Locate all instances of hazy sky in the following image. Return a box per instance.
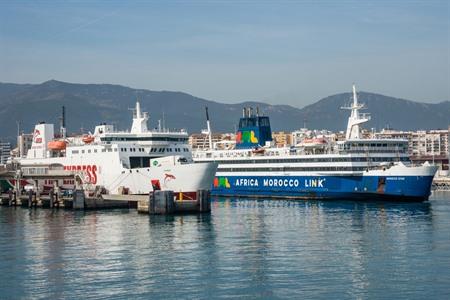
[0,0,449,107]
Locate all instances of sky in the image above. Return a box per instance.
[0,0,449,107]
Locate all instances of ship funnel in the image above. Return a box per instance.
[27,123,55,159]
[131,101,149,133]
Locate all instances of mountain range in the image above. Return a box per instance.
[0,80,448,143]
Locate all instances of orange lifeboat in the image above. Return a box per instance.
[47,140,67,151]
[252,147,265,155]
[82,135,95,144]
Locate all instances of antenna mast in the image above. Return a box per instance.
[60,106,67,138]
[205,107,213,149]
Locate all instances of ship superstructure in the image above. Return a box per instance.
[193,85,437,201]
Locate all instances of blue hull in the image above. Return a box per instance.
[212,175,435,201]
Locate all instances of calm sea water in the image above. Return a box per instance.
[0,193,449,299]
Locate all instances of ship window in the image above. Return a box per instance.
[94,149,97,153]
[88,150,91,153]
[102,149,106,152]
[114,148,117,152]
[82,150,85,154]
[108,148,112,152]
[72,150,79,154]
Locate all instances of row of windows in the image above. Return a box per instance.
[342,142,407,148]
[72,148,116,154]
[213,156,409,164]
[121,147,145,152]
[72,148,117,154]
[101,137,188,142]
[72,147,190,155]
[217,166,369,172]
[343,150,407,154]
[150,148,190,153]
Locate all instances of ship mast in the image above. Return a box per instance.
[341,84,370,140]
[201,107,213,149]
[131,101,149,133]
[60,106,67,139]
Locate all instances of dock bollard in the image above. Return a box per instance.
[73,189,85,210]
[197,190,211,212]
[149,190,174,215]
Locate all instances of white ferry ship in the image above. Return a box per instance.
[13,102,217,199]
[193,85,437,201]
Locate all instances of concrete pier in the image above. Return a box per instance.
[139,190,211,215]
[149,191,175,215]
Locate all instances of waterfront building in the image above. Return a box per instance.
[17,133,34,158]
[271,131,292,147]
[0,142,11,164]
[189,133,235,149]
[375,128,450,174]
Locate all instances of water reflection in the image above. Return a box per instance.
[0,194,448,299]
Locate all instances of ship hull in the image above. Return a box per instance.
[212,174,435,201]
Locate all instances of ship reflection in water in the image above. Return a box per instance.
[0,193,449,299]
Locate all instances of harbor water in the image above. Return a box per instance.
[0,193,449,299]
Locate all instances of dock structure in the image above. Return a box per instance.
[432,177,450,191]
[0,167,211,214]
[137,190,211,215]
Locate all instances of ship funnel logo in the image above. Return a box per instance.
[33,129,42,144]
[213,177,231,188]
[236,130,258,144]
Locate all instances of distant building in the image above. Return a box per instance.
[375,128,450,172]
[376,128,449,157]
[0,141,11,164]
[17,133,34,158]
[272,131,292,147]
[189,133,233,150]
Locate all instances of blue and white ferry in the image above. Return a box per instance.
[193,85,437,201]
